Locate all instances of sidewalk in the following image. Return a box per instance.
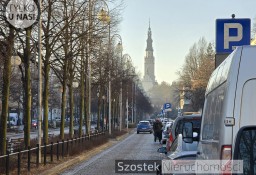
[40,129,135,175]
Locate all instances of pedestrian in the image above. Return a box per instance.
[153,118,163,142]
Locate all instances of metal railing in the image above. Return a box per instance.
[0,132,105,175]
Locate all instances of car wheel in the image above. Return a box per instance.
[137,131,139,134]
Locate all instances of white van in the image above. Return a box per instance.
[197,45,256,174]
[8,113,19,126]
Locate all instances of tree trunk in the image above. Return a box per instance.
[97,88,102,131]
[85,75,90,135]
[60,55,68,140]
[0,27,14,155]
[60,0,69,140]
[24,28,32,149]
[43,63,50,144]
[60,77,67,140]
[85,38,89,135]
[68,84,74,138]
[79,51,85,137]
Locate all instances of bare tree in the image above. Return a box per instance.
[0,27,15,155]
[177,38,215,111]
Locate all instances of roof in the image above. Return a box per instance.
[182,114,202,118]
[183,112,201,115]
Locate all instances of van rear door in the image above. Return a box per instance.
[233,127,256,174]
[231,79,256,174]
[239,79,256,128]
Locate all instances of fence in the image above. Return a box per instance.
[0,132,105,175]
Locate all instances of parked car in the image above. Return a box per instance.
[166,114,201,152]
[31,119,38,129]
[137,121,152,134]
[196,46,256,174]
[162,122,173,143]
[157,129,199,175]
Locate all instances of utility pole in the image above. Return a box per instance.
[118,43,123,131]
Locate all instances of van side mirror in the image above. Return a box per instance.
[183,122,193,143]
[193,132,198,138]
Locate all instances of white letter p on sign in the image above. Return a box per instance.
[224,23,243,49]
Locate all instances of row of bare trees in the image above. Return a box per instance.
[0,0,152,155]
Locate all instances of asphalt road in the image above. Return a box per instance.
[61,132,165,175]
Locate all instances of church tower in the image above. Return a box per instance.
[142,21,157,92]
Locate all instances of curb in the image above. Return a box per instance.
[40,130,134,175]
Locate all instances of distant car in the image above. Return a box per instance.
[137,121,152,134]
[31,119,38,129]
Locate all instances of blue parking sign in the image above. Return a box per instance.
[164,103,171,109]
[216,18,251,53]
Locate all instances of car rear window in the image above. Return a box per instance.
[140,122,149,125]
[175,117,201,137]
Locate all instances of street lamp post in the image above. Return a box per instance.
[122,54,132,130]
[107,34,122,134]
[87,0,109,136]
[37,0,43,163]
[87,0,93,137]
[98,5,124,134]
[131,68,136,124]
[126,89,128,131]
[96,0,111,134]
[134,79,139,123]
[116,42,123,131]
[131,81,134,124]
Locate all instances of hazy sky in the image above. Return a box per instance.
[119,0,256,85]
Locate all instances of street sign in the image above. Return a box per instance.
[163,103,172,110]
[163,103,172,112]
[216,18,251,54]
[4,0,39,29]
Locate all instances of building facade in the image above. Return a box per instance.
[142,23,157,92]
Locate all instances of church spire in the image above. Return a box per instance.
[146,20,153,51]
[142,21,156,92]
